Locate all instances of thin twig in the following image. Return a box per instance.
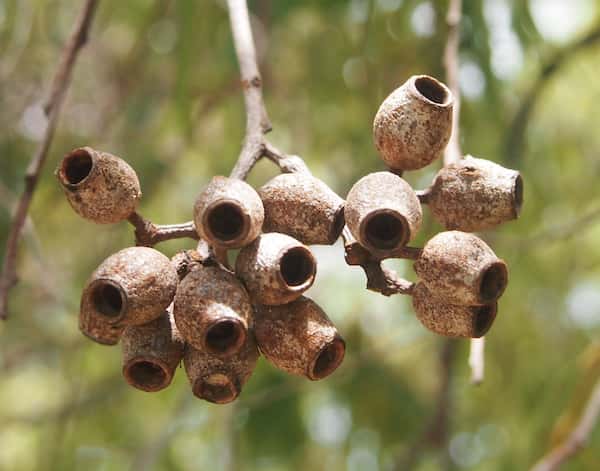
[0,0,100,320]
[530,377,600,471]
[127,212,199,247]
[468,337,485,385]
[443,0,462,166]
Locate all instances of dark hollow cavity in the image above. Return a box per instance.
[92,283,124,318]
[474,305,496,337]
[479,262,508,302]
[199,380,237,404]
[128,361,167,390]
[63,150,93,184]
[513,174,524,215]
[205,320,243,354]
[208,203,245,241]
[280,247,315,287]
[312,338,345,380]
[415,76,448,105]
[365,213,406,250]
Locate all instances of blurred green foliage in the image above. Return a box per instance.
[2,0,600,470]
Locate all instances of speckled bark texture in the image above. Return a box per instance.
[235,232,317,305]
[412,283,497,338]
[259,173,345,245]
[56,147,141,224]
[373,75,453,171]
[79,306,125,345]
[254,297,345,380]
[414,231,508,306]
[194,176,264,248]
[121,310,184,392]
[81,247,179,327]
[183,332,259,404]
[428,156,523,232]
[173,265,252,355]
[345,172,422,257]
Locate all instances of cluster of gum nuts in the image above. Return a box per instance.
[56,75,523,404]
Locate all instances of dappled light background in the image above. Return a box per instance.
[1,0,600,470]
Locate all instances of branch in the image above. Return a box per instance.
[530,377,600,471]
[127,212,199,247]
[468,337,485,385]
[443,0,462,166]
[0,0,100,320]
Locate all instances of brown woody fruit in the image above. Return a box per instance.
[121,311,184,392]
[235,233,317,305]
[345,172,422,257]
[56,147,141,224]
[373,75,453,171]
[183,332,259,404]
[194,176,264,248]
[426,155,523,232]
[173,265,251,356]
[79,306,125,346]
[414,231,508,306]
[255,297,345,380]
[259,173,345,245]
[80,247,178,327]
[412,283,497,338]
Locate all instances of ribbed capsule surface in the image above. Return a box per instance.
[194,176,264,248]
[255,297,345,380]
[259,173,345,245]
[56,147,141,224]
[345,172,422,257]
[235,233,317,305]
[412,283,497,338]
[427,156,523,232]
[183,333,259,404]
[414,231,508,306]
[80,247,179,328]
[174,265,252,356]
[121,311,184,392]
[79,307,125,346]
[373,75,453,171]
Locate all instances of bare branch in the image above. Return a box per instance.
[0,0,100,320]
[530,377,600,471]
[127,212,199,247]
[469,337,485,385]
[443,0,462,166]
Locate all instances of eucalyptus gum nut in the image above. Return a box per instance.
[254,297,345,380]
[194,176,264,249]
[79,306,125,346]
[412,283,497,338]
[173,265,251,356]
[427,156,524,232]
[121,311,184,392]
[56,147,141,224]
[344,172,422,257]
[259,173,345,245]
[81,247,179,327]
[235,233,317,305]
[373,75,453,171]
[413,231,508,306]
[183,332,259,404]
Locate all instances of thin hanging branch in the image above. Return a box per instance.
[530,377,600,471]
[0,0,100,320]
[127,212,199,247]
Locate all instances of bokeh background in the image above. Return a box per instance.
[2,0,600,470]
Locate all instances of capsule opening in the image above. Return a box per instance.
[415,76,449,105]
[474,304,497,337]
[207,202,245,242]
[205,319,245,355]
[364,212,407,251]
[513,174,524,216]
[63,149,93,184]
[280,247,316,287]
[92,282,125,318]
[126,360,168,391]
[310,337,345,380]
[196,375,238,404]
[479,261,508,303]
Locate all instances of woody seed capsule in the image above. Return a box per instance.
[56,147,141,224]
[194,176,264,248]
[183,333,259,404]
[121,311,184,392]
[255,297,345,380]
[414,231,508,306]
[373,75,453,171]
[235,233,317,305]
[80,247,178,327]
[259,173,345,245]
[173,265,251,355]
[345,172,422,257]
[427,155,524,232]
[412,283,497,338]
[79,306,125,346]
